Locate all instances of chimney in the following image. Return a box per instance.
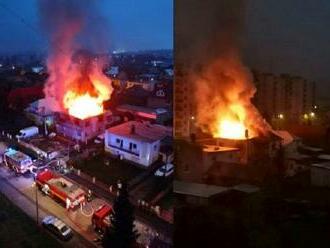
[130,124,136,134]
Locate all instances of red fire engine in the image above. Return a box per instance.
[36,170,86,209]
[92,204,112,232]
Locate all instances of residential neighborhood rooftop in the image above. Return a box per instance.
[107,121,171,143]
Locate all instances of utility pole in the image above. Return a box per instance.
[35,181,39,225]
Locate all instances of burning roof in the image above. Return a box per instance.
[38,1,113,120]
[194,56,271,140]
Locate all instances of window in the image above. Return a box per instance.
[116,138,121,143]
[129,143,137,150]
[154,144,157,151]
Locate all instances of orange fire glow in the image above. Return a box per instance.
[64,91,104,119]
[213,104,257,140]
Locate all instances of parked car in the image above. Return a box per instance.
[42,215,73,241]
[154,163,174,177]
[94,134,105,144]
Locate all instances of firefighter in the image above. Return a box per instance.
[87,189,93,202]
[42,184,50,195]
[66,198,71,210]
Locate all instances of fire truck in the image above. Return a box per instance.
[4,148,33,174]
[91,204,112,232]
[36,170,86,209]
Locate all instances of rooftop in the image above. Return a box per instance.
[107,121,171,143]
[5,149,30,161]
[203,145,239,153]
[231,184,260,194]
[311,162,330,170]
[117,104,167,115]
[174,180,229,198]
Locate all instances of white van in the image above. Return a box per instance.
[16,126,39,139]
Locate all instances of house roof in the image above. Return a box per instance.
[203,145,239,153]
[273,130,295,146]
[311,162,330,170]
[107,121,171,143]
[174,180,229,198]
[231,184,260,193]
[318,154,330,160]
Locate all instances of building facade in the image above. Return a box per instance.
[55,112,111,144]
[174,63,194,138]
[253,72,316,123]
[105,121,171,167]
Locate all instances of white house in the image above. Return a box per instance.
[56,111,111,144]
[24,98,56,127]
[105,121,171,167]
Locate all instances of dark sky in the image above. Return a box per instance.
[243,0,330,91]
[0,0,173,54]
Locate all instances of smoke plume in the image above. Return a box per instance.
[38,0,112,113]
[176,0,271,137]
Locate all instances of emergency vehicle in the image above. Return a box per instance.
[4,148,33,174]
[36,170,86,209]
[91,204,112,233]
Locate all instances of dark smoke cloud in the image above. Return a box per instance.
[175,0,246,66]
[37,0,113,112]
[38,0,111,54]
[175,0,271,136]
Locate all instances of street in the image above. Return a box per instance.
[0,164,167,247]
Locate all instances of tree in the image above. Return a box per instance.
[102,182,139,248]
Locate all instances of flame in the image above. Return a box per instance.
[215,119,246,139]
[64,91,104,119]
[193,55,271,140]
[213,104,257,140]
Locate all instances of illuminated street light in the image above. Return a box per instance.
[278,114,284,119]
[314,105,318,109]
[310,112,315,118]
[303,113,309,120]
[191,116,195,120]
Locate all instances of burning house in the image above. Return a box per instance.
[55,111,111,144]
[173,0,288,185]
[38,1,114,143]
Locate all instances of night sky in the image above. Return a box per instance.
[0,0,173,54]
[243,0,330,95]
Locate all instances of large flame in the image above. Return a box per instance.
[214,104,257,140]
[64,91,104,119]
[193,56,271,140]
[38,1,113,121]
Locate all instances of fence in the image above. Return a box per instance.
[71,168,173,224]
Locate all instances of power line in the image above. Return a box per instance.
[0,1,40,36]
[0,1,64,55]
